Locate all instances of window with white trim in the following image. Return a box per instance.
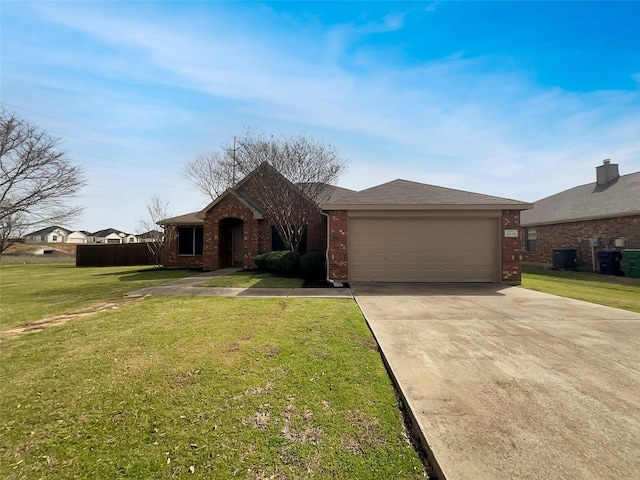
[525,227,537,252]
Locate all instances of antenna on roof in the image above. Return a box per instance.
[231,136,238,185]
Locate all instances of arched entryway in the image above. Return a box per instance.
[219,218,244,267]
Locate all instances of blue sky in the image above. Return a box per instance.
[2,1,639,234]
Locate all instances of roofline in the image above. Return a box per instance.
[157,219,205,226]
[322,203,534,211]
[521,210,640,227]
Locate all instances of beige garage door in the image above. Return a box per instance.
[349,217,498,282]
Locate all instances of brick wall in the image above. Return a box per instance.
[327,210,349,281]
[165,231,203,268]
[306,212,327,252]
[203,195,268,270]
[501,210,523,284]
[522,214,640,268]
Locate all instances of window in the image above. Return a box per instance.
[525,227,537,252]
[271,226,307,253]
[52,235,58,241]
[178,227,203,255]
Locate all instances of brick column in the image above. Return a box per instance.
[501,210,523,284]
[327,210,348,281]
[202,216,218,270]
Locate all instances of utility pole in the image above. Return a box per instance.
[232,136,238,185]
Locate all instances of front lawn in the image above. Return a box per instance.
[521,268,640,313]
[199,270,305,289]
[0,264,194,329]
[0,297,425,479]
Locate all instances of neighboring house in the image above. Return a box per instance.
[161,163,532,284]
[138,230,163,243]
[122,234,139,244]
[24,226,71,244]
[67,230,94,244]
[521,160,640,269]
[93,228,139,244]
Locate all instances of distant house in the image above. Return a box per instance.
[138,230,163,243]
[521,160,640,269]
[93,228,139,244]
[67,230,95,244]
[24,226,71,244]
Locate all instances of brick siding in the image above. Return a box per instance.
[165,233,203,269]
[326,210,349,281]
[203,194,267,270]
[165,193,328,270]
[522,214,640,269]
[501,210,523,283]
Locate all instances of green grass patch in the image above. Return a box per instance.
[199,271,304,289]
[0,297,425,479]
[0,264,194,328]
[521,268,640,312]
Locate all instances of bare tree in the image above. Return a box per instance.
[0,108,85,253]
[183,150,236,201]
[184,130,348,252]
[138,195,176,268]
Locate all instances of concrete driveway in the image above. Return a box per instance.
[352,283,640,480]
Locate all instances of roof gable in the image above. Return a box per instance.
[197,188,264,219]
[323,179,531,210]
[521,171,640,226]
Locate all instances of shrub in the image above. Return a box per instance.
[253,251,300,275]
[300,251,325,279]
[253,253,268,270]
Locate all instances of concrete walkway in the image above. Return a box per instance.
[352,283,640,480]
[125,269,353,298]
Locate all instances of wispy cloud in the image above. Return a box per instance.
[2,1,638,231]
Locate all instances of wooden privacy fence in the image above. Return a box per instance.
[76,243,157,267]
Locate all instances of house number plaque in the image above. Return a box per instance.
[504,229,519,238]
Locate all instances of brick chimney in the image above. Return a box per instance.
[596,159,619,185]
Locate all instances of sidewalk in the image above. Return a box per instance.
[125,268,354,299]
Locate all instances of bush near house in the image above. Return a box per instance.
[253,251,326,279]
[254,251,301,275]
[300,251,326,280]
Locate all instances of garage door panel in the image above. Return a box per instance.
[349,217,498,282]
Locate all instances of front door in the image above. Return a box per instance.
[232,225,244,267]
[219,218,244,267]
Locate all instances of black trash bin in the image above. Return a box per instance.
[597,251,622,276]
[552,248,577,269]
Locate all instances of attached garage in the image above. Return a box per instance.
[349,215,499,282]
[323,179,532,284]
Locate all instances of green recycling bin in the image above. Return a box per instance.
[621,249,640,278]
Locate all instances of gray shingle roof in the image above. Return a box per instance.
[323,179,531,209]
[521,172,640,226]
[25,225,72,237]
[92,228,132,237]
[298,183,357,204]
[158,212,204,225]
